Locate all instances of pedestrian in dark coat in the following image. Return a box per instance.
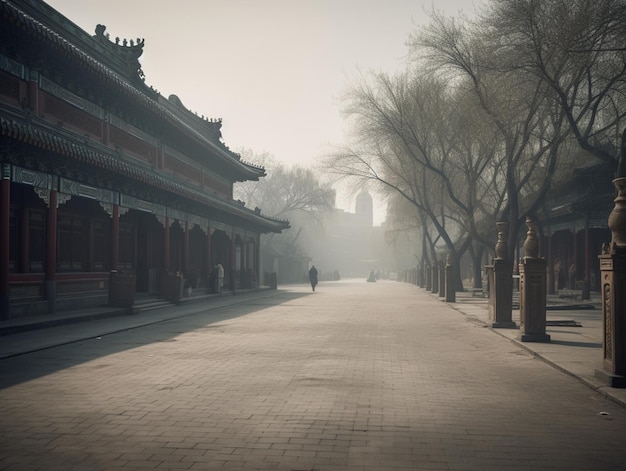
[216,263,224,293]
[308,265,318,292]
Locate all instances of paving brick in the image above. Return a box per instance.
[0,282,625,469]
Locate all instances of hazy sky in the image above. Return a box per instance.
[44,0,478,220]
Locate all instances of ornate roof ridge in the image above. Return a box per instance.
[164,94,224,145]
[239,158,266,173]
[93,24,145,83]
[1,0,265,180]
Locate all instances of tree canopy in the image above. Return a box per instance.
[234,149,335,264]
[324,0,625,286]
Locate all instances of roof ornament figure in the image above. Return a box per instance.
[94,24,145,82]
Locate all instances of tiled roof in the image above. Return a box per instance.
[0,0,266,180]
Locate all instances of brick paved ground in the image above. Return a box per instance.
[1,280,625,470]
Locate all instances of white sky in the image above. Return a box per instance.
[45,0,478,223]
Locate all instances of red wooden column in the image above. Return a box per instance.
[45,190,58,313]
[0,169,10,319]
[230,233,236,269]
[183,221,189,275]
[240,237,247,288]
[230,232,236,290]
[255,234,261,286]
[111,204,119,271]
[163,216,170,272]
[206,228,213,279]
[241,237,246,272]
[20,207,29,274]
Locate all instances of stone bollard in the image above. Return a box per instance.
[431,262,439,294]
[438,259,446,298]
[519,217,550,342]
[595,173,626,388]
[489,221,516,328]
[426,264,432,291]
[597,250,626,387]
[445,252,455,303]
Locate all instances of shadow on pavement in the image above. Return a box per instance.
[549,339,603,348]
[0,290,309,390]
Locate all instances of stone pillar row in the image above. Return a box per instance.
[596,172,626,387]
[408,189,624,390]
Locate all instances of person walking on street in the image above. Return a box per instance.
[308,265,318,292]
[217,263,224,293]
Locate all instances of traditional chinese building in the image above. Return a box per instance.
[320,190,384,279]
[0,0,289,318]
[540,162,613,294]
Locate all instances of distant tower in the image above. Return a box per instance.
[355,189,373,227]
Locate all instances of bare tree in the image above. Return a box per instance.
[326,0,620,286]
[234,149,335,264]
[484,0,626,168]
[327,71,500,289]
[412,10,571,259]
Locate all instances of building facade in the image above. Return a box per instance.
[540,162,613,294]
[0,0,288,318]
[319,190,385,279]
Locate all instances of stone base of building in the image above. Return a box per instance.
[519,332,551,343]
[595,368,626,388]
[491,321,517,329]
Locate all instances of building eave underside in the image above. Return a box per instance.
[0,114,289,234]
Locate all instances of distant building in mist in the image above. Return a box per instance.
[355,189,373,228]
[314,190,385,279]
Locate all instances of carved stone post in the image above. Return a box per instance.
[425,263,432,291]
[519,217,550,342]
[438,258,446,298]
[489,222,515,328]
[431,262,438,294]
[596,176,626,387]
[445,252,455,303]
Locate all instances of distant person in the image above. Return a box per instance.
[216,263,224,293]
[569,263,576,290]
[209,265,217,293]
[367,270,376,282]
[308,265,318,292]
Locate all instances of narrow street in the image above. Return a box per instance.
[1,280,625,470]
